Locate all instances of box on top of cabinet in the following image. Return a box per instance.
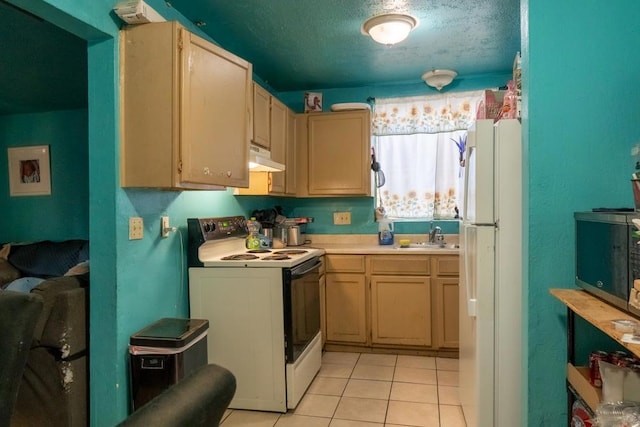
[304,92,322,113]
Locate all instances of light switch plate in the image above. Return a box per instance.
[333,212,351,225]
[129,217,143,240]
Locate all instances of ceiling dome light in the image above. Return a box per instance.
[421,69,458,91]
[361,13,418,46]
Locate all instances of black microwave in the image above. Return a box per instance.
[575,211,640,317]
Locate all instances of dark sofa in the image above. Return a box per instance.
[0,240,89,427]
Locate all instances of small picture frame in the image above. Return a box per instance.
[304,92,323,113]
[7,145,51,196]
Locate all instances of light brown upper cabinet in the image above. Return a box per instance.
[252,83,271,150]
[296,110,372,197]
[268,96,287,194]
[285,109,297,195]
[234,87,291,195]
[120,21,252,189]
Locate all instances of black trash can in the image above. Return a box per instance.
[129,317,209,410]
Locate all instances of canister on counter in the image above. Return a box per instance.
[589,350,609,387]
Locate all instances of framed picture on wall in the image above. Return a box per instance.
[7,145,51,196]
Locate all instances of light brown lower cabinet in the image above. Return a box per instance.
[325,272,367,344]
[322,253,459,352]
[432,255,460,349]
[370,275,431,346]
[433,277,459,348]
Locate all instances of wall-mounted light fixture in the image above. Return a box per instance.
[421,69,458,91]
[361,13,418,46]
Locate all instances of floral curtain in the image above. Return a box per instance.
[372,91,484,136]
[373,91,484,219]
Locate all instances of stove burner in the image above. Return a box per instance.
[262,254,291,261]
[274,249,308,255]
[247,249,272,253]
[220,254,260,260]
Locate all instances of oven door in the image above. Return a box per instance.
[283,257,321,363]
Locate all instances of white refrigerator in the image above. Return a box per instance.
[459,119,522,427]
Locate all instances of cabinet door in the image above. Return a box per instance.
[180,30,251,188]
[370,275,432,346]
[269,97,287,194]
[285,109,297,195]
[307,111,371,195]
[121,22,251,189]
[325,273,367,344]
[252,83,270,149]
[433,277,459,349]
[294,113,309,196]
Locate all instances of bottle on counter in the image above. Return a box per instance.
[378,218,394,245]
[245,217,261,250]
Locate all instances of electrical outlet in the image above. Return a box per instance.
[129,217,143,240]
[333,212,351,225]
[161,216,170,238]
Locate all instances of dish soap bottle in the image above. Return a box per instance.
[378,218,394,245]
[245,217,261,250]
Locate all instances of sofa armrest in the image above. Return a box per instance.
[31,276,87,357]
[118,364,236,427]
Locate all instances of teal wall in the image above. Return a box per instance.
[4,0,640,425]
[523,0,640,425]
[0,110,89,241]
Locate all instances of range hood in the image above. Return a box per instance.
[249,144,285,172]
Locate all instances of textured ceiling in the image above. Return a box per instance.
[0,0,520,115]
[167,0,521,91]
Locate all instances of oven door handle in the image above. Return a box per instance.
[290,259,321,279]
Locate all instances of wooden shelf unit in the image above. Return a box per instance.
[550,288,640,356]
[551,288,640,420]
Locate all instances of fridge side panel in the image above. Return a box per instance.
[494,118,523,427]
[459,223,495,427]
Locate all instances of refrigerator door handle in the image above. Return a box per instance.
[463,224,477,318]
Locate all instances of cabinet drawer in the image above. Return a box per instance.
[433,256,459,276]
[369,255,430,276]
[326,255,365,273]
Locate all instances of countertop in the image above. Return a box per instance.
[297,234,460,255]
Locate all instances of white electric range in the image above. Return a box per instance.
[187,216,324,412]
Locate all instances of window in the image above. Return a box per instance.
[372,91,484,220]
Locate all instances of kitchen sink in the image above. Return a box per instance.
[395,242,460,250]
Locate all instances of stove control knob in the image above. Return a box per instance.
[203,221,215,233]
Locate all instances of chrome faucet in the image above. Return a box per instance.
[429,225,442,244]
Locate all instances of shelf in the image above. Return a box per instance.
[550,288,640,357]
[566,363,602,412]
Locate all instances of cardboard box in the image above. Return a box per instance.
[567,363,601,411]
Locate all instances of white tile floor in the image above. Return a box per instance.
[220,351,467,427]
